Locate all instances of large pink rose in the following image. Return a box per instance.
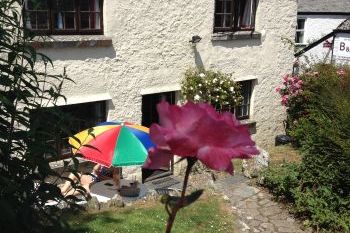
[143,101,259,174]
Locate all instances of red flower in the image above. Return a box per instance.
[337,68,346,77]
[143,101,259,174]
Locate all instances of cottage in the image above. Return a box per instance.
[296,0,350,61]
[25,0,297,177]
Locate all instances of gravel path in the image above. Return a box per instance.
[213,175,311,233]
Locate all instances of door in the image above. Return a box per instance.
[141,91,176,182]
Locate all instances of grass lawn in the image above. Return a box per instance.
[266,144,301,165]
[65,195,234,233]
[231,144,301,175]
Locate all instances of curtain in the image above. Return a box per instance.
[56,0,64,29]
[57,12,63,29]
[24,0,32,29]
[94,0,100,29]
[90,0,100,29]
[241,0,253,28]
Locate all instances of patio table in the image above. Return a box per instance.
[90,179,148,203]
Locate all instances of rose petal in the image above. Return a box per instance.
[143,147,173,170]
[197,146,234,174]
[149,101,258,174]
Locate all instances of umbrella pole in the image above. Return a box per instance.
[113,167,121,189]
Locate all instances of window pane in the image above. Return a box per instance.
[24,0,49,30]
[80,13,101,29]
[80,13,90,29]
[223,15,232,28]
[224,0,232,13]
[297,19,305,29]
[80,0,100,11]
[53,0,74,11]
[26,0,48,10]
[62,0,75,11]
[80,0,90,11]
[216,0,224,13]
[296,31,304,44]
[25,13,36,29]
[64,13,76,29]
[54,12,76,29]
[37,12,49,29]
[214,14,224,28]
[215,0,234,31]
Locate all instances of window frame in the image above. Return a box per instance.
[23,0,104,35]
[214,0,258,33]
[295,17,306,45]
[30,100,107,160]
[235,80,253,120]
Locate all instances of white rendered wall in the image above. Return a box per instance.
[302,15,348,63]
[39,0,297,146]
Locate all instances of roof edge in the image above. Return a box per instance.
[298,12,350,16]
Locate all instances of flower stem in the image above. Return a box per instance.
[165,158,196,233]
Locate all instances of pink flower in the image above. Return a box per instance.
[283,74,289,84]
[337,69,346,77]
[143,101,259,174]
[281,95,289,106]
[275,86,281,93]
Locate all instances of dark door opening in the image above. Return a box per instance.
[141,91,176,182]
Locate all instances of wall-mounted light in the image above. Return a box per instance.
[189,35,202,43]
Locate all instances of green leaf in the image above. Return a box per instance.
[183,189,204,207]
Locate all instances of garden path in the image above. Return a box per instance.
[214,175,311,233]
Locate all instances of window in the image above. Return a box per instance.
[30,101,106,159]
[24,0,103,35]
[214,0,258,33]
[295,18,305,44]
[235,80,253,119]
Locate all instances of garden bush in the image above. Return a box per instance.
[262,163,300,202]
[0,1,79,232]
[266,63,350,232]
[181,68,242,111]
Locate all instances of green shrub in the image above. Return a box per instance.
[181,68,242,111]
[262,163,300,202]
[265,63,350,232]
[0,1,77,232]
[293,187,350,231]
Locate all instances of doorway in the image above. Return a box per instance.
[141,91,176,182]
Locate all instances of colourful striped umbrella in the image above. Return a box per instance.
[69,121,154,167]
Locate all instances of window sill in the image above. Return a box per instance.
[212,31,261,41]
[295,43,307,48]
[28,35,112,49]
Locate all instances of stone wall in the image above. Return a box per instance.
[37,0,297,146]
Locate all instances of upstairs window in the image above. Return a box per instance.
[214,0,258,33]
[24,0,103,35]
[295,18,305,44]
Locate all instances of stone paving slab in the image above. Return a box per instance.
[214,175,311,233]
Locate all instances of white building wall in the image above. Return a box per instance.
[302,15,348,63]
[39,0,297,146]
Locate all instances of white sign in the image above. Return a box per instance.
[333,33,350,64]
